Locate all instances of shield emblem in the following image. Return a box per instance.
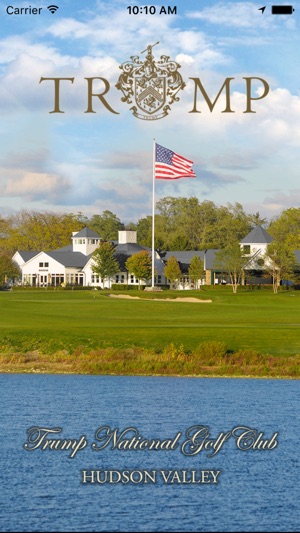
[134,76,166,115]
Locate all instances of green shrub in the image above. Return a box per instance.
[111,284,145,291]
[195,341,227,361]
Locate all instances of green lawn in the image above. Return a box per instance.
[1,287,300,356]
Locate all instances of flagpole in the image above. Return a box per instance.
[151,138,156,288]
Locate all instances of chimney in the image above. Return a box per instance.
[118,230,137,244]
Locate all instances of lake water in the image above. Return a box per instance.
[0,374,299,532]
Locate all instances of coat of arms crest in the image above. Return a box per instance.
[116,42,185,120]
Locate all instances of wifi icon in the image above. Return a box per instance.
[47,5,59,14]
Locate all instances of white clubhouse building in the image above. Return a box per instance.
[12,225,299,288]
[13,228,167,288]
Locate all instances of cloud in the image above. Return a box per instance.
[3,171,71,201]
[0,53,121,115]
[263,190,300,212]
[210,149,263,170]
[197,168,245,187]
[242,188,300,221]
[0,36,75,68]
[1,148,50,171]
[96,151,151,171]
[44,5,229,66]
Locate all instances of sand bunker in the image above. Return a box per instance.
[108,294,212,303]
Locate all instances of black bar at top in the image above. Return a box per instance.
[271,5,294,14]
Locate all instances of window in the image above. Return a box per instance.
[51,274,64,286]
[66,274,75,285]
[243,245,251,254]
[75,273,84,286]
[39,262,49,268]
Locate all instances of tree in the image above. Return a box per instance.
[156,196,204,250]
[188,256,205,289]
[91,242,120,288]
[89,211,124,241]
[125,251,152,289]
[0,255,20,285]
[135,216,152,247]
[265,243,295,293]
[211,203,263,249]
[1,210,85,255]
[164,256,182,289]
[154,197,267,251]
[268,208,300,249]
[214,243,245,293]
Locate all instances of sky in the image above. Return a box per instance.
[1,0,300,223]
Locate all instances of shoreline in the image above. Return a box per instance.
[0,369,297,380]
[1,371,298,380]
[0,360,298,380]
[1,331,299,381]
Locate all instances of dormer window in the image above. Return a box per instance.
[243,245,251,254]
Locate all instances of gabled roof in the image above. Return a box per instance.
[55,245,73,252]
[161,251,205,262]
[240,225,273,244]
[204,249,220,271]
[153,257,165,276]
[14,251,39,262]
[160,251,205,274]
[46,251,88,268]
[113,243,150,271]
[158,250,222,272]
[114,243,148,255]
[72,227,101,239]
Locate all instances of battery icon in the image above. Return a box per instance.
[271,5,295,14]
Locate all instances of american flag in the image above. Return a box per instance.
[155,143,196,180]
